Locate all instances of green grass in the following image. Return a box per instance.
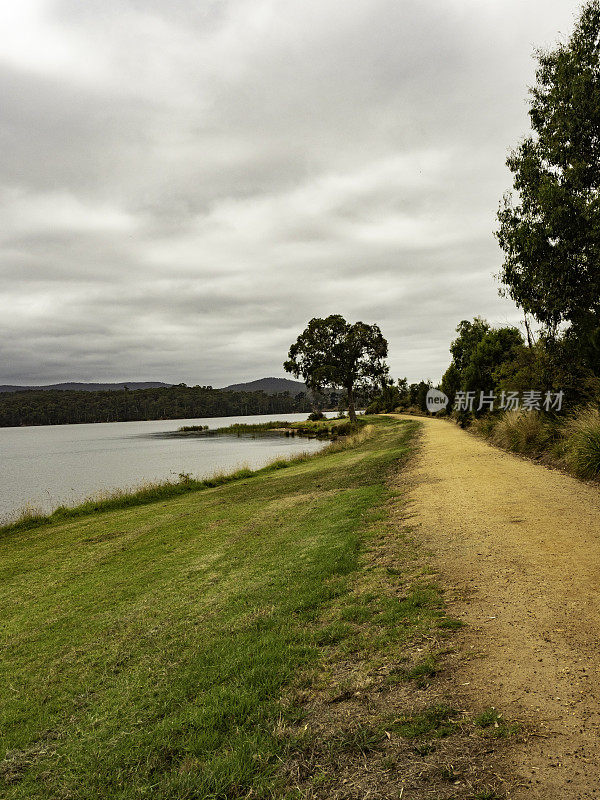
[393,653,440,687]
[0,415,418,799]
[473,708,517,738]
[177,418,364,438]
[327,725,386,755]
[391,705,457,739]
[0,468,258,536]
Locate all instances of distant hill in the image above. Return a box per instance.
[0,382,173,393]
[0,377,307,397]
[221,377,307,395]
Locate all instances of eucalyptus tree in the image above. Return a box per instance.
[284,315,389,422]
[497,0,600,369]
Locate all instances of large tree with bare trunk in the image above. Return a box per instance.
[284,315,389,422]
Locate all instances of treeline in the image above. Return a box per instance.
[440,317,600,417]
[365,378,431,415]
[0,385,312,428]
[436,317,600,480]
[367,311,599,418]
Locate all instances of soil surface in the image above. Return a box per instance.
[399,415,600,798]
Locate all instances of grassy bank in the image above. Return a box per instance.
[1,418,364,536]
[0,457,313,537]
[0,416,507,799]
[470,405,600,480]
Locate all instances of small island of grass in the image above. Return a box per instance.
[176,417,365,439]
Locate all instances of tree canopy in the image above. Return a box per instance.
[284,315,389,421]
[441,318,524,411]
[496,0,600,345]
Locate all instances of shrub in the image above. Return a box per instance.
[290,418,363,438]
[561,406,600,479]
[490,410,553,455]
[308,410,325,421]
[471,415,498,438]
[178,424,209,432]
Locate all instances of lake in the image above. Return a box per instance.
[0,413,332,523]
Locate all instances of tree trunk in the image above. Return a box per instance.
[347,385,357,422]
[524,314,534,348]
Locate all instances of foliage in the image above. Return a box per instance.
[441,318,524,413]
[208,418,366,439]
[284,315,389,422]
[488,410,555,455]
[496,1,600,359]
[492,338,556,394]
[438,317,590,422]
[448,317,492,374]
[0,384,312,427]
[465,327,524,394]
[288,419,364,438]
[442,318,599,413]
[182,421,289,434]
[365,377,410,413]
[406,380,430,412]
[178,424,209,432]
[440,361,461,408]
[472,405,600,480]
[561,405,600,477]
[366,378,435,415]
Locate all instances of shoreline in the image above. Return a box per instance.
[0,420,367,538]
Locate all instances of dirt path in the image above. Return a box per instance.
[399,415,600,798]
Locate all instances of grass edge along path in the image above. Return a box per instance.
[277,429,514,799]
[0,417,511,799]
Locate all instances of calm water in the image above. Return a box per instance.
[0,413,332,522]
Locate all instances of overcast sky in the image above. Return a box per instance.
[0,0,579,386]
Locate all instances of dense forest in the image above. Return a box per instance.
[0,385,313,427]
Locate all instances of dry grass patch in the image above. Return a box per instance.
[560,405,600,478]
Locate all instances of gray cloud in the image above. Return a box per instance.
[0,0,579,386]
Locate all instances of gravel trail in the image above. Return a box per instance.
[400,415,600,798]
